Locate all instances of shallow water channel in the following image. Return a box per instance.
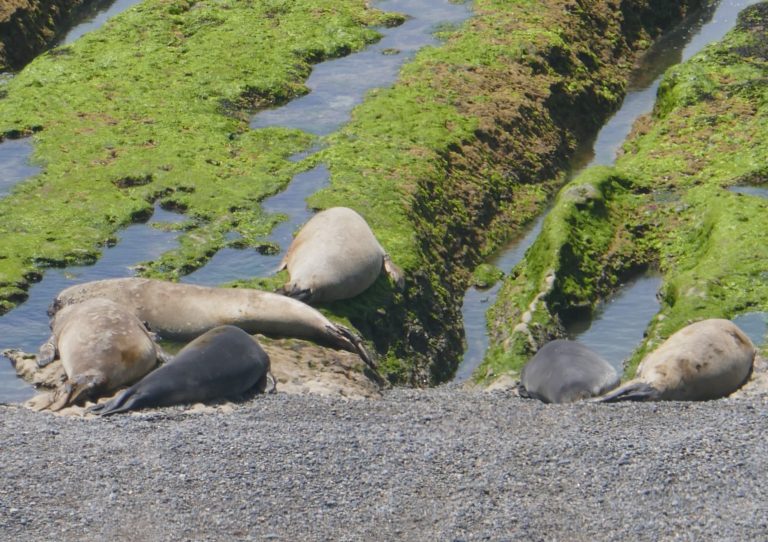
[0,0,144,193]
[454,0,763,381]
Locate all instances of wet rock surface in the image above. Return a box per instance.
[1,385,767,541]
[0,0,91,70]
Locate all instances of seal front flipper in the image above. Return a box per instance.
[596,380,661,402]
[37,336,57,368]
[49,373,108,411]
[383,254,405,291]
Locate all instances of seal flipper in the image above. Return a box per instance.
[49,374,107,411]
[89,387,140,416]
[277,283,313,303]
[596,380,661,402]
[383,254,405,291]
[328,324,388,387]
[37,336,57,368]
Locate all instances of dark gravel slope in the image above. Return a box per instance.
[2,388,767,541]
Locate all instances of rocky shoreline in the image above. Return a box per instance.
[2,385,767,541]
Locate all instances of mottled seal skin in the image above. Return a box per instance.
[277,207,404,304]
[36,298,164,411]
[50,277,376,373]
[598,319,755,402]
[91,326,273,416]
[518,339,620,404]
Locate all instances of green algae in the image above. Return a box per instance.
[0,0,402,300]
[303,0,701,383]
[0,0,702,386]
[484,2,768,382]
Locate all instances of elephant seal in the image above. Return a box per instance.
[91,325,273,416]
[518,339,620,403]
[49,277,376,373]
[35,298,165,411]
[277,207,404,303]
[598,318,755,402]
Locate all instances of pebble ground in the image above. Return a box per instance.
[2,386,767,541]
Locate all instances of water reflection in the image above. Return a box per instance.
[59,0,144,45]
[732,312,768,347]
[0,207,184,402]
[0,138,40,197]
[567,274,662,372]
[728,185,768,199]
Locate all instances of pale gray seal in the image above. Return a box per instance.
[598,318,755,402]
[277,206,404,303]
[49,277,376,373]
[91,325,273,416]
[35,298,166,411]
[518,339,620,403]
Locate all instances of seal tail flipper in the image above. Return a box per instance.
[276,283,313,303]
[331,324,389,388]
[383,254,405,291]
[595,380,661,403]
[89,388,137,416]
[48,374,106,411]
[37,336,58,368]
[255,370,277,394]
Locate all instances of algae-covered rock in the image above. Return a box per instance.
[484,2,768,381]
[0,0,702,386]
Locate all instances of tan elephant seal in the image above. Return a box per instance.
[277,207,404,303]
[598,318,755,402]
[50,277,378,375]
[34,298,166,411]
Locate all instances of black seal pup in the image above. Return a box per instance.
[518,339,620,403]
[91,325,273,416]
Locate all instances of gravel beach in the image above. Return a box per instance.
[2,386,767,541]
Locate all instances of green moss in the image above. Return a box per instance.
[293,0,700,383]
[485,2,768,382]
[471,263,504,289]
[0,0,702,386]
[0,0,397,300]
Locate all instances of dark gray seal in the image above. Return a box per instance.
[277,206,404,303]
[598,318,755,402]
[91,325,273,416]
[518,339,620,403]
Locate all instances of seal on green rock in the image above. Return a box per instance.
[91,325,273,416]
[34,298,166,411]
[277,207,404,303]
[598,319,755,402]
[518,339,620,403]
